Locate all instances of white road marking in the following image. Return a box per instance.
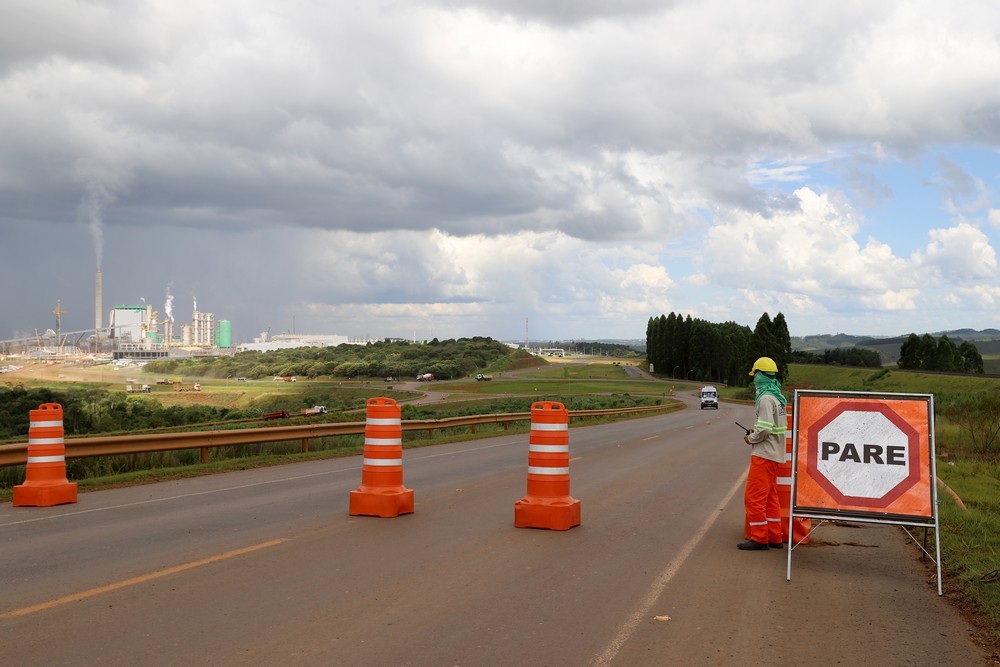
[590,471,748,667]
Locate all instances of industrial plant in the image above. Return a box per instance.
[0,270,232,360]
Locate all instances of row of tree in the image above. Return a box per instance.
[146,337,517,380]
[791,347,883,367]
[897,333,984,373]
[646,312,792,386]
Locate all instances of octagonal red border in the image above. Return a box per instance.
[806,401,921,509]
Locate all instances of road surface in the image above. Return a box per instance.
[0,393,990,665]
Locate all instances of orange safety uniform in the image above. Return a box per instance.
[745,392,786,545]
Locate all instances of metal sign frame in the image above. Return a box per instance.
[786,389,942,595]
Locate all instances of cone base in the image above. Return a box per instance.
[13,482,78,507]
[349,487,414,518]
[514,496,581,531]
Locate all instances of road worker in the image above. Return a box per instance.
[738,356,787,551]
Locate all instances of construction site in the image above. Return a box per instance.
[0,270,232,362]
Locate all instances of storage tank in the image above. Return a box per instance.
[217,320,232,349]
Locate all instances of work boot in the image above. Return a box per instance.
[769,542,784,549]
[737,540,769,551]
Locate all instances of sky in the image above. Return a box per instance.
[2,0,999,346]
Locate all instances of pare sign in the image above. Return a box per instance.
[794,392,934,519]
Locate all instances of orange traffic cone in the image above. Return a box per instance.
[13,403,78,507]
[514,401,580,530]
[349,397,414,517]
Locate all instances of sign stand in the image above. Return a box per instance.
[786,390,942,595]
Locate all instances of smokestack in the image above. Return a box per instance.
[95,270,103,334]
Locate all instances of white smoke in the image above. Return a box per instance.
[193,296,198,312]
[164,285,174,322]
[79,179,114,270]
[73,159,133,272]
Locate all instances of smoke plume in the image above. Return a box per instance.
[78,179,116,270]
[165,285,175,322]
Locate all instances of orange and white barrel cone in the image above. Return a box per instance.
[349,397,413,517]
[514,401,580,531]
[13,403,77,507]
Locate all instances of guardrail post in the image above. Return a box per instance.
[301,438,309,453]
[200,447,208,464]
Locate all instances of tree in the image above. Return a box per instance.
[958,341,984,373]
[898,333,921,370]
[771,312,793,380]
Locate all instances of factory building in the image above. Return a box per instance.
[237,333,348,352]
[109,303,230,359]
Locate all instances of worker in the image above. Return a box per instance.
[738,356,787,551]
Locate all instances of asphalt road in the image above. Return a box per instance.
[0,393,990,666]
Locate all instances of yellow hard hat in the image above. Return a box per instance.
[749,356,778,376]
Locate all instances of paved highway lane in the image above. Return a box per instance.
[1,397,989,666]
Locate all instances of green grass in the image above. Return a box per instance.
[936,460,1000,639]
[785,364,998,395]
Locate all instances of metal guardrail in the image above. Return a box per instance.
[0,404,677,468]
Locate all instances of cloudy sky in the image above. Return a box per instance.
[2,1,999,345]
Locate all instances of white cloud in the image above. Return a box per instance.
[915,223,998,281]
[704,187,914,303]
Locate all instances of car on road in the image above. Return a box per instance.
[700,386,719,409]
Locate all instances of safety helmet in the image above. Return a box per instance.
[748,356,778,377]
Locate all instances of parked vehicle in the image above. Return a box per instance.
[172,382,200,392]
[700,386,719,409]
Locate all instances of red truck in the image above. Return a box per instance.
[262,410,290,420]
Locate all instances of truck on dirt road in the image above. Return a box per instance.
[299,406,328,416]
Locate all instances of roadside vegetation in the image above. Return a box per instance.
[144,336,520,381]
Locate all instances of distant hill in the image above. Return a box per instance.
[793,329,1000,366]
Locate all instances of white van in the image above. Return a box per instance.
[700,386,718,410]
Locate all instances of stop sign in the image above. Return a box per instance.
[806,402,921,508]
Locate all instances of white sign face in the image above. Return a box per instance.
[815,411,909,499]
